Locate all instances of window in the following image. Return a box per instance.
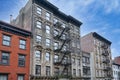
[72,58,75,64]
[53,29,59,36]
[45,52,50,61]
[18,54,25,67]
[54,68,59,75]
[46,12,50,20]
[18,75,24,80]
[73,69,76,76]
[19,39,26,49]
[46,66,50,76]
[79,69,81,76]
[46,39,50,47]
[0,74,8,80]
[36,21,42,29]
[1,52,9,65]
[78,59,80,65]
[54,55,59,62]
[35,50,41,60]
[53,18,58,24]
[62,23,65,28]
[36,35,42,43]
[2,35,11,46]
[35,65,41,75]
[63,45,67,51]
[36,7,42,15]
[54,42,59,50]
[63,57,68,63]
[46,25,50,34]
[61,34,66,40]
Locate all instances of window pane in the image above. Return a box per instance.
[18,55,25,67]
[19,40,26,49]
[35,65,41,75]
[0,74,8,80]
[37,7,41,15]
[46,66,50,76]
[3,35,11,46]
[1,52,9,65]
[54,30,59,36]
[46,12,50,20]
[36,35,41,42]
[46,39,50,46]
[46,25,50,34]
[18,75,24,80]
[54,42,59,50]
[36,21,42,29]
[35,51,41,58]
[45,52,50,61]
[53,18,58,24]
[54,55,59,62]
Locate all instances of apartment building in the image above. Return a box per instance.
[12,0,82,79]
[81,32,112,80]
[113,56,120,65]
[81,51,91,80]
[112,63,120,80]
[0,21,31,80]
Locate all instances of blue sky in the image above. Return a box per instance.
[0,0,120,59]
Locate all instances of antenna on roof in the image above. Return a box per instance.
[10,14,13,23]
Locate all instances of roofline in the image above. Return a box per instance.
[0,21,31,37]
[113,63,120,66]
[82,32,111,45]
[33,0,82,27]
[92,32,112,45]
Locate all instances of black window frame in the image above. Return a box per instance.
[18,54,26,67]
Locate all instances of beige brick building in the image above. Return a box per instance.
[81,32,112,80]
[12,0,83,79]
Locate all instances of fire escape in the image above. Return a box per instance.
[53,22,71,77]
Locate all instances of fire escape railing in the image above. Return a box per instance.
[53,22,71,77]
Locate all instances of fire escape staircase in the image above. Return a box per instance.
[53,22,71,77]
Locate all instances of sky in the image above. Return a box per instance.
[0,0,120,59]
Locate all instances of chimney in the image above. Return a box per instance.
[10,15,13,23]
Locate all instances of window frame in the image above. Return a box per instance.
[46,38,50,47]
[1,52,10,65]
[17,74,24,80]
[19,39,26,50]
[45,52,50,61]
[35,65,41,75]
[2,34,11,46]
[18,54,26,67]
[0,74,8,80]
[45,12,50,21]
[36,21,42,29]
[46,66,51,76]
[36,7,42,15]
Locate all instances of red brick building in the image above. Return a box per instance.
[113,56,120,65]
[0,21,31,80]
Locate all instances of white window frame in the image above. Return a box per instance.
[46,12,50,20]
[36,21,42,29]
[36,7,42,15]
[46,25,50,34]
[46,39,50,47]
[45,52,50,61]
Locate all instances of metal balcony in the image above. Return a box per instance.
[102,59,110,63]
[102,51,109,56]
[103,67,111,71]
[54,22,62,28]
